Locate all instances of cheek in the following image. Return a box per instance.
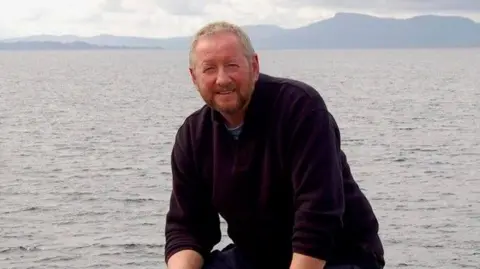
[237,74,254,95]
[196,80,215,96]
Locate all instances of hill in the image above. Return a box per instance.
[258,13,480,49]
[0,40,162,50]
[2,13,480,50]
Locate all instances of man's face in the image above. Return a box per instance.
[189,31,259,116]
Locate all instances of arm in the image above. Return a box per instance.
[167,250,204,269]
[291,253,326,269]
[165,125,221,269]
[287,101,345,269]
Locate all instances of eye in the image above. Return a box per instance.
[226,63,239,69]
[202,67,215,73]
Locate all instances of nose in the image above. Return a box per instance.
[215,68,232,87]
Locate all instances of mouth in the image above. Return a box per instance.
[217,89,234,95]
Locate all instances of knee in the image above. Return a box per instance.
[201,250,229,269]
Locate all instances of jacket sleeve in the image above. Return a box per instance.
[287,97,345,262]
[164,124,221,263]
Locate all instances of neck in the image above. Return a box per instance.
[221,111,245,128]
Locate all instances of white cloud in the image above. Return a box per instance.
[0,0,478,39]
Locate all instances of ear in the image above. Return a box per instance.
[251,53,260,80]
[189,67,197,85]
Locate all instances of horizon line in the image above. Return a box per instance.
[1,11,479,40]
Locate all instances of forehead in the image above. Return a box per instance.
[193,32,245,63]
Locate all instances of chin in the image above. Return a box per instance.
[214,101,235,109]
[213,102,240,113]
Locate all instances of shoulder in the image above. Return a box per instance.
[258,73,328,112]
[173,104,212,153]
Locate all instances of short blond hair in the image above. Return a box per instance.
[189,21,255,68]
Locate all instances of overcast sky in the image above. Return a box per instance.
[0,0,479,38]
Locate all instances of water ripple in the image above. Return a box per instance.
[1,49,479,269]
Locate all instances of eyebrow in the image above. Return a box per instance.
[200,57,242,66]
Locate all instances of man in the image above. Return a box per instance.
[164,21,385,269]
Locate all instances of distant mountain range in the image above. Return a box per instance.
[1,12,480,50]
[0,40,161,50]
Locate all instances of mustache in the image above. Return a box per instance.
[216,84,236,93]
